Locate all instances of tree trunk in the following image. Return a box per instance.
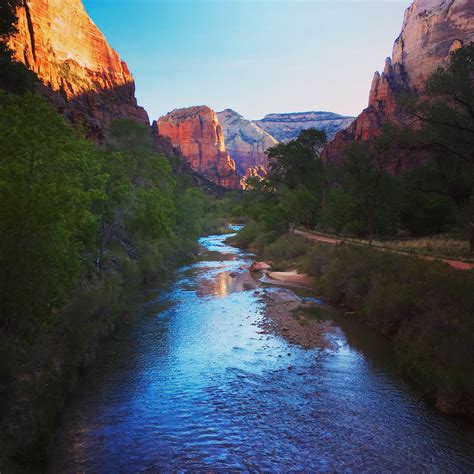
[470,220,474,256]
[368,212,374,247]
[322,163,328,221]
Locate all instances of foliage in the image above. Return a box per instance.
[0,93,100,332]
[94,119,176,265]
[327,141,400,242]
[299,241,474,410]
[241,128,327,233]
[393,43,474,252]
[244,45,473,250]
[0,96,223,469]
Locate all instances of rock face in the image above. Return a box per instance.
[256,112,355,144]
[10,0,149,140]
[153,106,241,189]
[240,165,267,190]
[217,109,278,175]
[323,0,474,171]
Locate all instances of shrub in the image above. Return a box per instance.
[263,235,311,262]
[229,221,262,248]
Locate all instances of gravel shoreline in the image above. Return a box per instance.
[257,286,338,351]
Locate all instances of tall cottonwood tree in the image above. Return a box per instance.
[395,43,474,253]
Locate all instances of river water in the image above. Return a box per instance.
[49,228,474,472]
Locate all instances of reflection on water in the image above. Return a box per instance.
[49,229,474,472]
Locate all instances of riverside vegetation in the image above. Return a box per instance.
[239,44,474,257]
[229,44,474,419]
[231,227,474,419]
[0,4,228,469]
[0,97,227,469]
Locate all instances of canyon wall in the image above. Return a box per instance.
[323,0,474,170]
[256,112,354,144]
[153,106,241,189]
[217,109,277,175]
[10,0,149,140]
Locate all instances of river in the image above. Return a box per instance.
[49,227,474,472]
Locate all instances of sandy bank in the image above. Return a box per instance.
[267,270,315,288]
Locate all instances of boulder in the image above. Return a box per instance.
[249,261,271,272]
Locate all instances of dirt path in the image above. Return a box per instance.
[293,229,474,271]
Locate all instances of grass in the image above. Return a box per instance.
[379,234,471,260]
[297,227,473,262]
[291,305,336,323]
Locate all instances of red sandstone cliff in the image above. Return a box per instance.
[240,165,267,190]
[9,0,149,140]
[153,106,241,189]
[323,0,474,171]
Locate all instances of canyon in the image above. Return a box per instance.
[217,109,354,178]
[8,0,474,186]
[322,0,474,170]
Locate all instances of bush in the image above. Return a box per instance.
[263,235,311,262]
[229,221,262,248]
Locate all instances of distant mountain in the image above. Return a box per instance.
[154,106,240,189]
[255,112,355,143]
[217,109,278,175]
[217,109,354,176]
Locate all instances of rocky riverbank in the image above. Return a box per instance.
[256,287,336,351]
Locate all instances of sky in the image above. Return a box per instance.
[82,0,409,121]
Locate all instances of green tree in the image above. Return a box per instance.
[395,43,474,252]
[94,119,176,266]
[332,141,399,244]
[297,128,329,215]
[261,128,327,230]
[0,93,99,331]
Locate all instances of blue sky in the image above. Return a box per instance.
[82,0,409,121]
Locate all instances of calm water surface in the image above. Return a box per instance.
[49,228,474,472]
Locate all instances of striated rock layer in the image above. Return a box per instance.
[153,106,241,189]
[10,0,149,140]
[217,109,278,175]
[256,112,355,144]
[323,0,474,171]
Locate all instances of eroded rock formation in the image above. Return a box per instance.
[323,0,474,170]
[240,165,267,190]
[153,106,240,189]
[217,109,277,175]
[256,112,354,144]
[10,0,149,140]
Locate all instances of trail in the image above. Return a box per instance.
[293,229,474,271]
